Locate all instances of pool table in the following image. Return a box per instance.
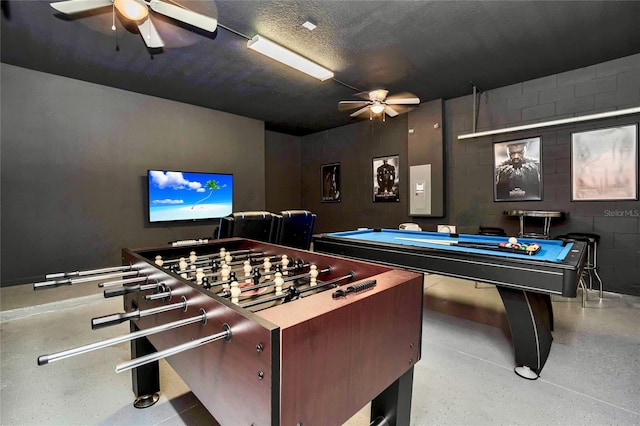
[313,228,588,379]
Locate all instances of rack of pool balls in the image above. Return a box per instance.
[498,237,541,255]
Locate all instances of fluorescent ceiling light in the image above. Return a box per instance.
[458,106,640,140]
[247,35,334,81]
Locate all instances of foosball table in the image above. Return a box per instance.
[35,238,424,425]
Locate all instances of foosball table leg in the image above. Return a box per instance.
[130,325,160,409]
[370,366,414,426]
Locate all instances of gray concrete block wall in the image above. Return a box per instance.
[447,53,640,296]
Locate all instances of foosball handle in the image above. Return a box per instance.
[332,279,377,299]
[346,279,377,294]
[91,311,139,329]
[103,286,138,298]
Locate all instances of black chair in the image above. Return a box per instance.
[214,211,280,243]
[276,210,317,250]
[214,215,234,239]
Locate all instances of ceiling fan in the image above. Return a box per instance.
[50,0,218,48]
[338,89,420,119]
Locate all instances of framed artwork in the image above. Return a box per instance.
[493,137,542,201]
[571,124,638,201]
[373,155,400,202]
[321,163,341,202]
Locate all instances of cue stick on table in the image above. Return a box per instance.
[395,237,501,246]
[394,237,538,255]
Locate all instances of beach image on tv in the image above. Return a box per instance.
[148,170,233,222]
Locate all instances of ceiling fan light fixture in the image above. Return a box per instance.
[114,0,148,21]
[370,104,385,114]
[247,35,334,81]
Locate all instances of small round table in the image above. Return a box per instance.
[504,210,565,239]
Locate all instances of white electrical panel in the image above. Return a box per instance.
[410,164,431,216]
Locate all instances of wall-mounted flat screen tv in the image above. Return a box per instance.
[147,170,233,223]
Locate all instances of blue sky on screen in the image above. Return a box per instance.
[148,171,233,221]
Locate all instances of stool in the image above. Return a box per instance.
[564,233,603,299]
[505,210,564,239]
[479,226,507,236]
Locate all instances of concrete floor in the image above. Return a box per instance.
[1,274,639,425]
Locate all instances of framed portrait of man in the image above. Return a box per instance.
[321,163,341,202]
[571,124,638,201]
[493,137,542,201]
[373,155,400,202]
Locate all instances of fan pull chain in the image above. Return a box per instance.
[111,4,116,31]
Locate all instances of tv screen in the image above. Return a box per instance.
[147,170,233,223]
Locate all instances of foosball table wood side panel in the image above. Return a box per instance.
[123,249,281,426]
[259,269,424,426]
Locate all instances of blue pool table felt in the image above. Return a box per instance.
[326,229,573,263]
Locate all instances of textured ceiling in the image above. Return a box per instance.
[2,1,640,136]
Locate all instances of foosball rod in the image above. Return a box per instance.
[174,251,268,268]
[34,270,142,290]
[201,256,299,280]
[190,254,282,276]
[240,272,356,309]
[146,291,171,301]
[99,275,150,288]
[179,254,281,274]
[102,281,162,298]
[158,248,256,265]
[91,298,187,329]
[45,265,136,280]
[205,261,312,289]
[219,266,329,297]
[37,308,205,366]
[115,324,231,373]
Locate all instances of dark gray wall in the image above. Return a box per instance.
[3,53,638,296]
[408,99,445,217]
[300,117,413,233]
[445,54,640,296]
[1,64,266,286]
[299,54,639,296]
[265,130,301,213]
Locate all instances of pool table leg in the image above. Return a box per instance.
[497,287,553,380]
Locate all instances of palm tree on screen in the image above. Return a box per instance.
[191,180,221,209]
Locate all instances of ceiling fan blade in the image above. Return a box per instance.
[384,106,399,117]
[50,0,112,14]
[369,89,389,102]
[149,0,217,32]
[386,97,420,105]
[353,91,373,100]
[386,92,420,105]
[350,106,371,118]
[137,18,164,48]
[339,100,370,111]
